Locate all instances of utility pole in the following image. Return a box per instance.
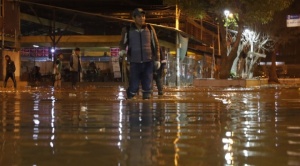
[175,4,181,87]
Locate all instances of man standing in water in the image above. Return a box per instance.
[119,8,160,100]
[4,55,17,89]
[69,47,82,90]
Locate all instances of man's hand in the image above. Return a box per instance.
[154,61,161,70]
[119,50,126,57]
[163,69,167,75]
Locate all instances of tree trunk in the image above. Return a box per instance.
[219,22,244,79]
[268,50,280,84]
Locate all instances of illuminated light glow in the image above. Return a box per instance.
[33,105,39,111]
[224,10,230,17]
[287,151,300,156]
[223,144,229,150]
[51,135,55,140]
[118,99,123,150]
[225,131,232,137]
[51,48,55,53]
[117,92,125,100]
[246,142,250,147]
[51,99,55,129]
[50,142,54,148]
[223,144,232,151]
[288,126,300,130]
[226,160,232,165]
[222,99,231,104]
[119,86,125,91]
[81,106,87,112]
[33,134,38,140]
[225,152,233,160]
[222,138,234,144]
[99,128,105,132]
[118,87,126,100]
[243,150,249,157]
[33,119,40,125]
[288,141,300,144]
[259,61,285,66]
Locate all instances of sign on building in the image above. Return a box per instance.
[287,14,300,27]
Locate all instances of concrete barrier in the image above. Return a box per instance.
[193,78,269,87]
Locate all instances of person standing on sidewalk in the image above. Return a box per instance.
[4,55,17,89]
[153,46,167,96]
[119,8,160,100]
[69,47,82,89]
[53,53,64,89]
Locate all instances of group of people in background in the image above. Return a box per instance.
[3,47,82,90]
[53,47,82,90]
[3,8,166,100]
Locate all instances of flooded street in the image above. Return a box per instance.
[1,84,300,166]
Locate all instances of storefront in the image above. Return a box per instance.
[19,47,119,84]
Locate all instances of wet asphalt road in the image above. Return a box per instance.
[1,84,300,166]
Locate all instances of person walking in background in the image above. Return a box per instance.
[119,8,160,100]
[4,55,17,89]
[53,53,64,89]
[70,47,82,90]
[153,46,167,96]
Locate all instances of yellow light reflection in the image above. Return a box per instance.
[118,100,123,150]
[173,102,181,166]
[118,86,126,100]
[223,136,234,165]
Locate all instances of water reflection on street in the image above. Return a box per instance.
[0,85,300,166]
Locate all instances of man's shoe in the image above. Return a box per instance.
[142,93,151,100]
[143,96,150,100]
[158,91,164,96]
[126,89,135,100]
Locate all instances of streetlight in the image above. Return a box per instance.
[224,10,230,40]
[224,10,230,18]
[51,47,55,61]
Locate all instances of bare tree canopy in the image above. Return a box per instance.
[164,0,294,79]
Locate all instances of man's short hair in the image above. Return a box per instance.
[132,8,145,17]
[75,47,80,51]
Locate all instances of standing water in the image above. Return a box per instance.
[0,85,300,166]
